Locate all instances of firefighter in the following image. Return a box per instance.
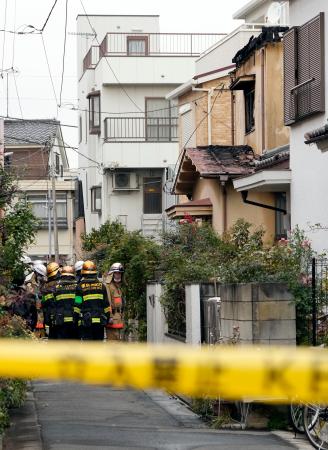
[41,262,60,339]
[53,266,78,340]
[74,260,84,283]
[104,262,125,341]
[74,260,111,341]
[23,261,47,336]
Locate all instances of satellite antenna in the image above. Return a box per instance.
[266,2,282,25]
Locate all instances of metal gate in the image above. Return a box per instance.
[310,257,328,346]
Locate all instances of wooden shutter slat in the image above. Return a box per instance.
[283,27,298,125]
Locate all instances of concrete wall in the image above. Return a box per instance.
[192,178,276,243]
[288,0,328,253]
[217,283,295,345]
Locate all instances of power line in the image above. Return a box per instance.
[4,134,100,167]
[59,0,69,107]
[40,34,59,116]
[79,0,143,113]
[40,0,59,32]
[1,0,8,75]
[1,115,78,129]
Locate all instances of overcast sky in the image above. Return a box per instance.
[0,0,250,167]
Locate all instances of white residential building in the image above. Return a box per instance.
[76,15,223,235]
[284,1,328,252]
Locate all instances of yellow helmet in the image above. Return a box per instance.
[81,260,97,275]
[47,262,60,278]
[61,265,75,277]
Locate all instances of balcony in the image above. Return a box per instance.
[82,32,224,74]
[83,46,100,71]
[104,116,178,143]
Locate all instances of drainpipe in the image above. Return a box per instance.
[192,87,214,145]
[220,175,229,232]
[231,91,235,146]
[261,48,265,152]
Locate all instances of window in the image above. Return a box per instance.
[26,193,67,228]
[275,193,287,240]
[79,115,82,144]
[245,86,255,133]
[145,98,178,142]
[284,13,325,125]
[88,91,101,134]
[91,186,101,213]
[55,153,60,175]
[127,36,148,56]
[143,178,162,214]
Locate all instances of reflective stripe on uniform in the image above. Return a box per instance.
[64,317,73,322]
[108,323,124,329]
[83,294,103,301]
[55,293,75,301]
[91,318,101,323]
[104,306,111,313]
[73,307,81,314]
[75,296,83,305]
[44,294,53,301]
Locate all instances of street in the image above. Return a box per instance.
[4,382,310,450]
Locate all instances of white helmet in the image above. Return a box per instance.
[108,262,124,274]
[74,260,84,272]
[33,263,47,277]
[21,255,32,265]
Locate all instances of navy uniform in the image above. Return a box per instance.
[74,261,111,341]
[41,262,60,339]
[53,266,78,339]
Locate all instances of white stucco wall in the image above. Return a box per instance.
[289,0,328,252]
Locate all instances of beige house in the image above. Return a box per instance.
[167,26,291,243]
[4,119,82,263]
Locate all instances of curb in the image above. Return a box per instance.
[3,383,43,450]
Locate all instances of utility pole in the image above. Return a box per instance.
[50,145,59,262]
[47,184,52,261]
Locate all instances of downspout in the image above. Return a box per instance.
[241,191,286,214]
[220,175,229,232]
[261,48,265,152]
[192,87,214,145]
[231,91,235,145]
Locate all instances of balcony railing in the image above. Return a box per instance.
[100,32,224,57]
[104,116,178,142]
[83,45,100,71]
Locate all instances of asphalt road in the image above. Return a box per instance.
[26,381,300,450]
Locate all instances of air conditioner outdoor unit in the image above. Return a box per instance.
[113,172,139,190]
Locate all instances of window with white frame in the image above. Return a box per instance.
[26,193,68,228]
[88,91,101,134]
[127,36,148,55]
[91,186,101,213]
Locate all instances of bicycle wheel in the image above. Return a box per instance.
[303,404,328,449]
[289,403,304,433]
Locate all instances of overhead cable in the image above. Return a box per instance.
[59,0,69,107]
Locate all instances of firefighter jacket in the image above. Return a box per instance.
[105,281,124,329]
[74,276,111,327]
[41,277,59,326]
[53,276,77,326]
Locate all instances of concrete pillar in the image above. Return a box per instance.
[147,283,166,343]
[185,284,201,345]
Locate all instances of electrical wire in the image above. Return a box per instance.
[4,133,100,167]
[11,0,17,68]
[1,0,8,75]
[39,0,59,32]
[59,0,68,107]
[79,0,143,113]
[0,115,78,129]
[40,34,59,116]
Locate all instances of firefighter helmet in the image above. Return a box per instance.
[81,260,97,275]
[109,262,124,274]
[61,265,75,277]
[33,263,47,277]
[47,262,60,278]
[74,260,84,272]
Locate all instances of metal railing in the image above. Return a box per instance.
[83,46,100,72]
[99,32,224,57]
[104,116,178,142]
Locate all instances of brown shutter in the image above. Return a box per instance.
[297,12,325,119]
[283,27,298,125]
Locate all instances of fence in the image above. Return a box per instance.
[104,116,178,142]
[308,257,328,346]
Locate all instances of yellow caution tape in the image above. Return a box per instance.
[0,340,327,403]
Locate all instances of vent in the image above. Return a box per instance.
[113,172,139,190]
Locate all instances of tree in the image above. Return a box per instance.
[0,167,39,286]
